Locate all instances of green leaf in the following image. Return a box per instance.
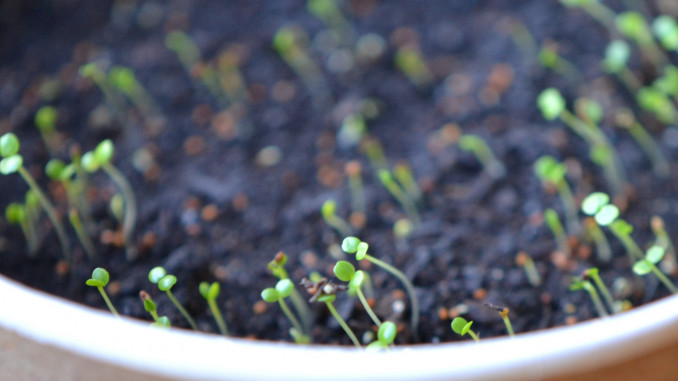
[275,279,294,298]
[35,106,58,131]
[87,267,110,287]
[609,219,632,236]
[581,192,610,215]
[317,294,336,303]
[45,159,66,180]
[603,40,630,73]
[534,155,566,183]
[616,12,649,43]
[590,144,612,166]
[144,298,157,313]
[0,133,20,157]
[569,278,585,291]
[199,282,210,299]
[95,140,114,165]
[633,260,653,275]
[5,203,25,224]
[594,204,619,226]
[158,275,177,291]
[321,199,336,218]
[377,169,394,185]
[333,260,356,282]
[378,321,397,344]
[461,321,473,335]
[458,135,483,152]
[273,27,296,54]
[577,98,603,125]
[366,340,388,351]
[646,245,666,264]
[341,236,361,253]
[0,155,23,175]
[451,317,469,335]
[109,66,136,94]
[148,266,167,283]
[349,270,365,290]
[537,88,565,120]
[153,316,171,328]
[356,242,369,261]
[80,151,100,173]
[261,287,280,303]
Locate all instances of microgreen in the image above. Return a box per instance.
[366,321,398,351]
[652,15,678,51]
[306,0,351,46]
[149,266,198,330]
[450,317,479,342]
[583,268,618,314]
[395,46,434,87]
[616,11,668,68]
[393,162,423,203]
[0,132,72,261]
[321,199,353,237]
[341,236,419,340]
[5,202,39,256]
[86,268,120,317]
[300,277,360,347]
[377,169,421,226]
[602,40,642,92]
[34,106,60,156]
[486,304,515,337]
[515,251,541,287]
[199,282,229,336]
[458,134,506,180]
[82,139,138,260]
[534,155,580,234]
[344,160,366,220]
[651,216,677,274]
[544,208,571,256]
[570,277,608,318]
[583,217,613,262]
[267,252,313,336]
[68,208,97,260]
[334,260,381,326]
[140,290,171,328]
[614,108,670,178]
[261,279,310,344]
[636,86,677,124]
[632,245,677,294]
[538,44,581,81]
[108,65,160,116]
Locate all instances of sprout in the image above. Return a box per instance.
[451,317,479,342]
[261,279,309,344]
[570,277,608,318]
[321,199,352,237]
[199,282,229,336]
[86,268,120,317]
[149,266,198,330]
[602,40,630,74]
[583,268,618,314]
[267,252,313,336]
[632,245,677,294]
[537,88,565,120]
[533,155,579,234]
[333,260,381,326]
[140,290,171,328]
[458,134,506,180]
[366,321,398,351]
[653,15,678,51]
[300,277,359,347]
[377,169,421,226]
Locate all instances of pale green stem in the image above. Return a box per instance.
[590,273,617,314]
[556,180,580,235]
[584,282,609,317]
[207,298,229,336]
[651,265,677,294]
[325,301,361,347]
[68,209,97,260]
[356,288,381,326]
[502,316,515,337]
[166,290,198,331]
[97,287,120,317]
[101,162,137,260]
[278,298,305,341]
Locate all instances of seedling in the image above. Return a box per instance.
[393,162,423,203]
[344,161,366,219]
[0,133,72,261]
[537,89,626,196]
[651,216,677,274]
[583,217,613,262]
[486,304,515,337]
[378,169,421,226]
[307,0,352,46]
[361,137,388,171]
[538,43,581,82]
[334,260,381,326]
[602,40,642,92]
[582,268,618,314]
[261,279,310,344]
[614,108,670,177]
[5,203,39,256]
[341,236,419,340]
[581,192,644,261]
[34,106,60,156]
[300,277,360,347]
[616,11,668,69]
[267,252,313,335]
[140,290,171,328]
[632,245,677,294]
[559,0,616,31]
[544,208,571,256]
[515,251,541,287]
[652,15,678,51]
[458,134,506,180]
[570,276,608,318]
[534,155,580,234]
[337,114,367,149]
[199,282,229,336]
[80,62,128,122]
[366,321,398,351]
[450,317,479,342]
[82,139,138,260]
[636,86,677,124]
[321,199,352,237]
[108,65,160,117]
[85,268,120,317]
[395,45,434,87]
[68,208,97,260]
[148,266,198,330]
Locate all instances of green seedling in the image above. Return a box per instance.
[300,276,360,347]
[652,15,678,51]
[538,43,581,82]
[273,26,330,109]
[361,137,388,171]
[307,0,352,46]
[199,282,229,336]
[82,139,137,260]
[345,161,366,218]
[544,208,571,256]
[378,169,421,226]
[583,217,613,262]
[334,260,381,326]
[68,208,97,260]
[458,134,506,180]
[108,65,160,116]
[261,279,310,344]
[581,192,643,261]
[652,65,678,104]
[393,162,422,203]
[602,40,642,92]
[534,155,580,234]
[5,203,39,256]
[633,245,677,294]
[321,199,353,237]
[0,133,72,261]
[637,86,677,124]
[651,216,677,274]
[341,236,419,340]
[616,11,669,69]
[559,0,616,31]
[34,106,60,156]
[570,276,608,318]
[515,251,541,287]
[614,108,669,177]
[583,268,618,314]
[148,266,198,330]
[451,317,479,342]
[486,304,515,337]
[86,268,120,317]
[366,321,398,351]
[393,218,414,240]
[80,62,128,122]
[505,18,538,64]
[395,45,433,87]
[267,252,313,336]
[337,114,367,149]
[537,89,626,196]
[140,290,171,328]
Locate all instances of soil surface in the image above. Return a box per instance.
[2,0,678,345]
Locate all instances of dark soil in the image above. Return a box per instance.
[2,0,678,345]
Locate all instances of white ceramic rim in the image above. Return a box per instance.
[2,273,678,380]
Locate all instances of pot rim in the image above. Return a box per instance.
[2,274,677,380]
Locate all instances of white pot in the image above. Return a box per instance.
[1,273,677,380]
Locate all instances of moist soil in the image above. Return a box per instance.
[1,0,678,345]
